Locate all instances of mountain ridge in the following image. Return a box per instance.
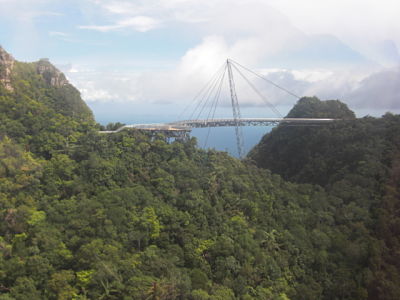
[1,49,400,299]
[0,46,15,91]
[249,97,400,299]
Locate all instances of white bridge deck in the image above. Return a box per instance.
[100,118,337,133]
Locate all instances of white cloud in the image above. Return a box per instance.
[83,0,400,54]
[349,67,400,110]
[267,0,400,66]
[0,0,63,20]
[63,64,142,102]
[49,31,69,37]
[67,55,400,117]
[79,16,160,32]
[68,0,400,114]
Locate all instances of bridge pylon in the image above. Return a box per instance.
[99,60,342,159]
[227,59,245,158]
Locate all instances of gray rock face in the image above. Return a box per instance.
[1,48,70,91]
[0,46,15,91]
[36,58,69,87]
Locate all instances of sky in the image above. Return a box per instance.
[1,0,400,122]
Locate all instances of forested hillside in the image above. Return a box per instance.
[249,97,400,299]
[1,49,399,299]
[0,47,94,159]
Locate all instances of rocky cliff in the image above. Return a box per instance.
[0,46,15,91]
[36,58,69,87]
[0,47,70,92]
[0,47,94,138]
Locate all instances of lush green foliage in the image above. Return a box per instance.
[285,96,356,119]
[250,97,400,299]
[0,61,94,159]
[99,122,126,131]
[1,61,399,299]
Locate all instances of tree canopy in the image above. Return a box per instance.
[1,57,399,299]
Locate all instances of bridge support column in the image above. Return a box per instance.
[227,59,245,158]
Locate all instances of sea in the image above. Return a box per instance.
[191,126,273,157]
[89,102,275,158]
[88,99,394,158]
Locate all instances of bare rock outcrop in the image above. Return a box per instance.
[36,58,69,87]
[0,46,15,91]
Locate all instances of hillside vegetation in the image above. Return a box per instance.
[249,96,400,299]
[1,50,399,299]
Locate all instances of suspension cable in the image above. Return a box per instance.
[194,64,227,120]
[206,64,227,121]
[189,65,226,121]
[204,64,227,147]
[179,62,226,120]
[188,64,226,120]
[229,59,301,99]
[231,62,283,118]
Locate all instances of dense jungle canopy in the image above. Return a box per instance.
[1,50,399,299]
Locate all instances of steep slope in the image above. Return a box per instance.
[249,97,400,299]
[1,128,376,300]
[1,49,398,299]
[0,46,94,158]
[285,96,356,119]
[249,98,381,186]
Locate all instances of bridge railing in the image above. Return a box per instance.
[99,118,338,133]
[170,118,337,128]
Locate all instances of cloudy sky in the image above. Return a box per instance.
[1,0,399,121]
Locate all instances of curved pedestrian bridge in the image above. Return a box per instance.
[100,117,337,134]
